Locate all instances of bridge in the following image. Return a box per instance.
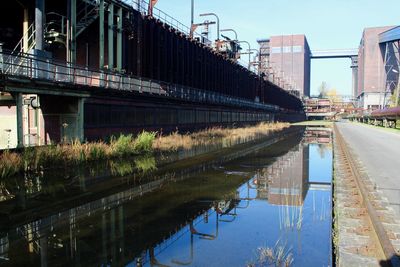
[310,48,358,59]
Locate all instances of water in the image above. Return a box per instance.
[0,127,333,266]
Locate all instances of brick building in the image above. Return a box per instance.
[258,35,311,97]
[357,26,396,109]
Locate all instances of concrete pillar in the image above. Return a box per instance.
[77,98,84,142]
[108,3,114,69]
[35,0,45,50]
[70,0,77,63]
[116,7,123,71]
[23,8,29,52]
[16,93,24,148]
[99,0,105,68]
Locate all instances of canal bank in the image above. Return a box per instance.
[333,122,400,266]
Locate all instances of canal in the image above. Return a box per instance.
[0,126,333,266]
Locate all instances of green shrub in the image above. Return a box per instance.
[88,143,107,160]
[111,134,135,157]
[134,131,156,153]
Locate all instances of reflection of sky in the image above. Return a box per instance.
[142,182,331,267]
[309,144,332,183]
[139,144,332,267]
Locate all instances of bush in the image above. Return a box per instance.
[89,143,106,160]
[111,134,136,157]
[134,131,156,153]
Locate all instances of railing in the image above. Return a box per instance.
[0,51,279,112]
[128,0,212,45]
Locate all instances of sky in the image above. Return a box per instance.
[155,0,400,96]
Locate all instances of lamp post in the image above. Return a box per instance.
[191,0,194,28]
[220,28,237,41]
[199,13,219,40]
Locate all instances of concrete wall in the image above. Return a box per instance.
[0,106,18,149]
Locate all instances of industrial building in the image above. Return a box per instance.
[0,0,304,149]
[258,35,311,98]
[357,26,398,109]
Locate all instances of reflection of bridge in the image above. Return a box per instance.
[309,182,332,191]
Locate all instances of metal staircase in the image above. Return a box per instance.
[76,0,101,37]
[10,0,100,54]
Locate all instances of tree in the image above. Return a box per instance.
[318,82,329,98]
[326,88,343,104]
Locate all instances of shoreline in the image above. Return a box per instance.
[0,122,290,180]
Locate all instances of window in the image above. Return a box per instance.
[271,47,282,54]
[292,46,302,53]
[282,46,291,53]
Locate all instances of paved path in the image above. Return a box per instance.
[336,122,400,218]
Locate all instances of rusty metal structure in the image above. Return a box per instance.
[0,0,303,148]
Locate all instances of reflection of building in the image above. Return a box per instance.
[303,127,332,144]
[264,144,309,206]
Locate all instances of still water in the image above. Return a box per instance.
[0,127,332,266]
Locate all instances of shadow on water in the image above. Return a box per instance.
[0,126,334,267]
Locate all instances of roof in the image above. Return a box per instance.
[379,26,400,43]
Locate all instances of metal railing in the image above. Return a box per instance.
[0,51,279,112]
[128,0,212,45]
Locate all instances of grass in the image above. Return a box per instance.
[0,123,288,179]
[248,239,294,267]
[0,151,22,179]
[153,122,290,151]
[0,131,156,180]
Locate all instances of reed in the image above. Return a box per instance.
[0,122,288,179]
[251,238,294,267]
[154,122,289,151]
[0,150,22,179]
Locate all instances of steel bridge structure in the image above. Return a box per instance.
[0,0,304,149]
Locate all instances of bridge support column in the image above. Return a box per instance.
[35,0,45,50]
[77,97,84,142]
[40,95,85,144]
[116,7,122,71]
[16,93,24,148]
[99,0,105,68]
[67,0,77,63]
[108,3,114,69]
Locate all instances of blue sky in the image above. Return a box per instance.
[156,0,399,96]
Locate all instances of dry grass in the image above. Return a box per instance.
[0,132,156,179]
[0,123,288,179]
[0,151,22,179]
[153,122,289,151]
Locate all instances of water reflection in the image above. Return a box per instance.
[0,127,333,266]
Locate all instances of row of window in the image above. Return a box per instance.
[84,104,271,127]
[271,46,303,54]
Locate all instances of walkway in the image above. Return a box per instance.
[335,122,400,266]
[336,122,400,217]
